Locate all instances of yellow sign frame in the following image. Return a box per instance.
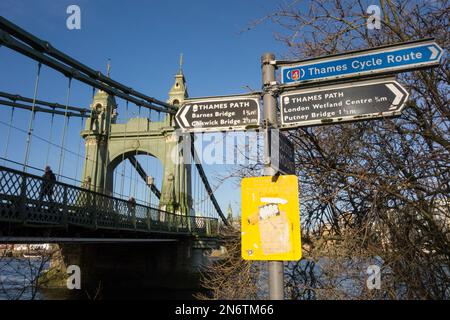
[241,175,302,261]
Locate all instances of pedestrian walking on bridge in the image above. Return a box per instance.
[39,166,56,202]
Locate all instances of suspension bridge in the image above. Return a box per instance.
[0,16,229,291]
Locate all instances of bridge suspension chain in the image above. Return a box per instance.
[0,17,176,115]
[0,99,89,118]
[0,91,90,115]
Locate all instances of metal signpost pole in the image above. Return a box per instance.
[261,52,284,300]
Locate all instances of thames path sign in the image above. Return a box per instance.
[280,78,409,128]
[175,94,261,133]
[281,39,443,85]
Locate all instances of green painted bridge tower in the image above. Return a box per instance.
[80,63,193,215]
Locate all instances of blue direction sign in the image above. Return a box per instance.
[281,39,443,84]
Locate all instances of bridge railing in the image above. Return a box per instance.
[0,166,218,236]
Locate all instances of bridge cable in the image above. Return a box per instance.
[209,193,213,218]
[202,134,206,216]
[85,87,96,191]
[201,135,205,216]
[206,189,209,217]
[204,179,207,216]
[2,105,15,166]
[0,157,83,186]
[146,107,151,206]
[23,62,42,172]
[0,115,116,189]
[0,118,88,179]
[102,95,114,194]
[201,167,205,216]
[196,149,200,215]
[111,104,120,198]
[57,77,72,180]
[192,138,197,214]
[197,134,202,216]
[158,111,161,125]
[74,117,84,183]
[259,130,262,166]
[209,191,213,218]
[195,140,200,215]
[120,100,129,198]
[158,110,162,207]
[132,106,142,199]
[128,157,133,199]
[192,141,196,214]
[157,110,163,209]
[45,108,55,167]
[257,130,261,169]
[162,111,168,211]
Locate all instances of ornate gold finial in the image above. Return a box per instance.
[106,58,111,77]
[178,53,183,74]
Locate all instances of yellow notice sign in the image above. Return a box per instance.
[241,175,301,261]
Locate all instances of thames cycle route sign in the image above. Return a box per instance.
[280,78,409,128]
[280,39,443,85]
[175,94,261,133]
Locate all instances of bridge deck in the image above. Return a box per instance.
[0,166,218,238]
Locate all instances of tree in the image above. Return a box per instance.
[200,0,449,300]
[196,223,263,300]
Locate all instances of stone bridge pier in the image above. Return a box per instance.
[53,238,216,298]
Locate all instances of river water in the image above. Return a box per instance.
[0,257,371,300]
[0,257,51,300]
[4,257,445,300]
[0,257,206,300]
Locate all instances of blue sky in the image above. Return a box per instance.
[0,0,288,217]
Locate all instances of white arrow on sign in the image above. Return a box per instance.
[279,77,409,129]
[280,39,443,85]
[179,105,190,127]
[386,83,406,110]
[175,95,261,133]
[429,46,439,60]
